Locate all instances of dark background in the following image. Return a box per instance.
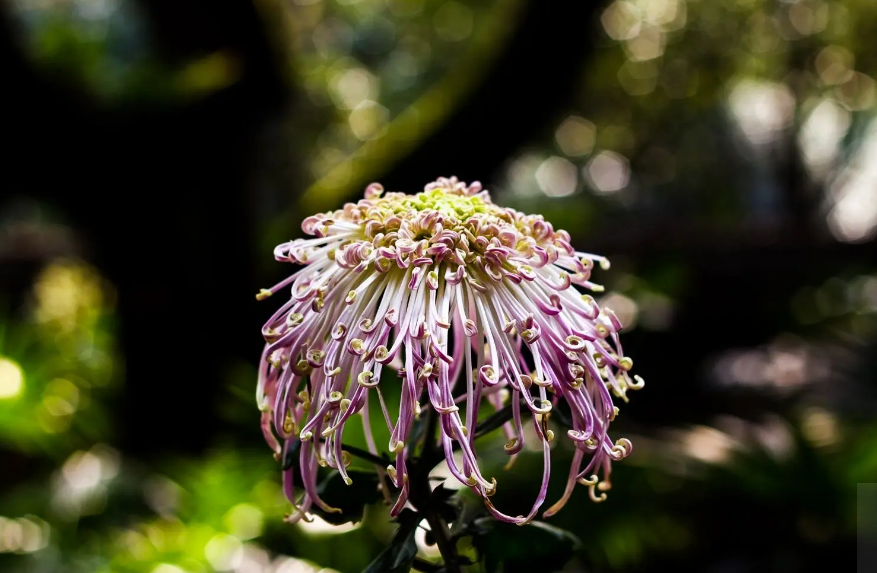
[1,0,875,571]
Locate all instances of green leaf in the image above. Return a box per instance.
[474,519,581,573]
[313,470,383,525]
[361,524,418,573]
[430,483,461,524]
[282,438,301,471]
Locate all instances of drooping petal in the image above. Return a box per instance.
[256,177,643,524]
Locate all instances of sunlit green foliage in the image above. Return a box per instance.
[0,260,117,455]
[9,0,242,102]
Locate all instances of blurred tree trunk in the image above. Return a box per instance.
[333,1,609,199]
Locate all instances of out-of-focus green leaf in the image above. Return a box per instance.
[315,469,383,525]
[361,523,418,573]
[429,483,461,525]
[474,519,581,573]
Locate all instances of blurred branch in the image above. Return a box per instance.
[293,0,526,211]
[265,0,610,249]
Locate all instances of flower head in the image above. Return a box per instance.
[256,176,643,525]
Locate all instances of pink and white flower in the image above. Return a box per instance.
[256,177,643,525]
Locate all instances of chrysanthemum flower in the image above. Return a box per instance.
[256,177,643,525]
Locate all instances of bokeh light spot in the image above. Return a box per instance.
[554,115,596,157]
[42,378,80,417]
[836,72,876,111]
[535,156,577,197]
[330,68,377,110]
[433,1,473,43]
[0,358,24,400]
[0,515,52,553]
[585,151,630,194]
[348,100,389,140]
[680,426,737,464]
[151,565,186,573]
[644,0,686,30]
[223,504,263,541]
[801,407,840,448]
[16,516,49,553]
[504,153,544,197]
[815,45,854,86]
[144,476,183,517]
[788,1,828,36]
[0,518,24,553]
[33,260,106,332]
[618,60,658,96]
[204,533,244,571]
[828,119,877,243]
[727,79,795,146]
[599,293,639,330]
[798,98,850,180]
[601,1,642,41]
[624,26,665,61]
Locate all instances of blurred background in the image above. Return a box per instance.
[1,0,876,571]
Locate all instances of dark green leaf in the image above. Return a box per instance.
[430,484,461,523]
[362,524,419,573]
[282,438,301,471]
[473,519,581,573]
[408,412,429,446]
[432,483,457,504]
[552,401,574,431]
[395,507,421,529]
[313,470,382,525]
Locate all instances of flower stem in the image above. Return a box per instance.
[339,420,463,571]
[423,511,462,573]
[410,407,464,573]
